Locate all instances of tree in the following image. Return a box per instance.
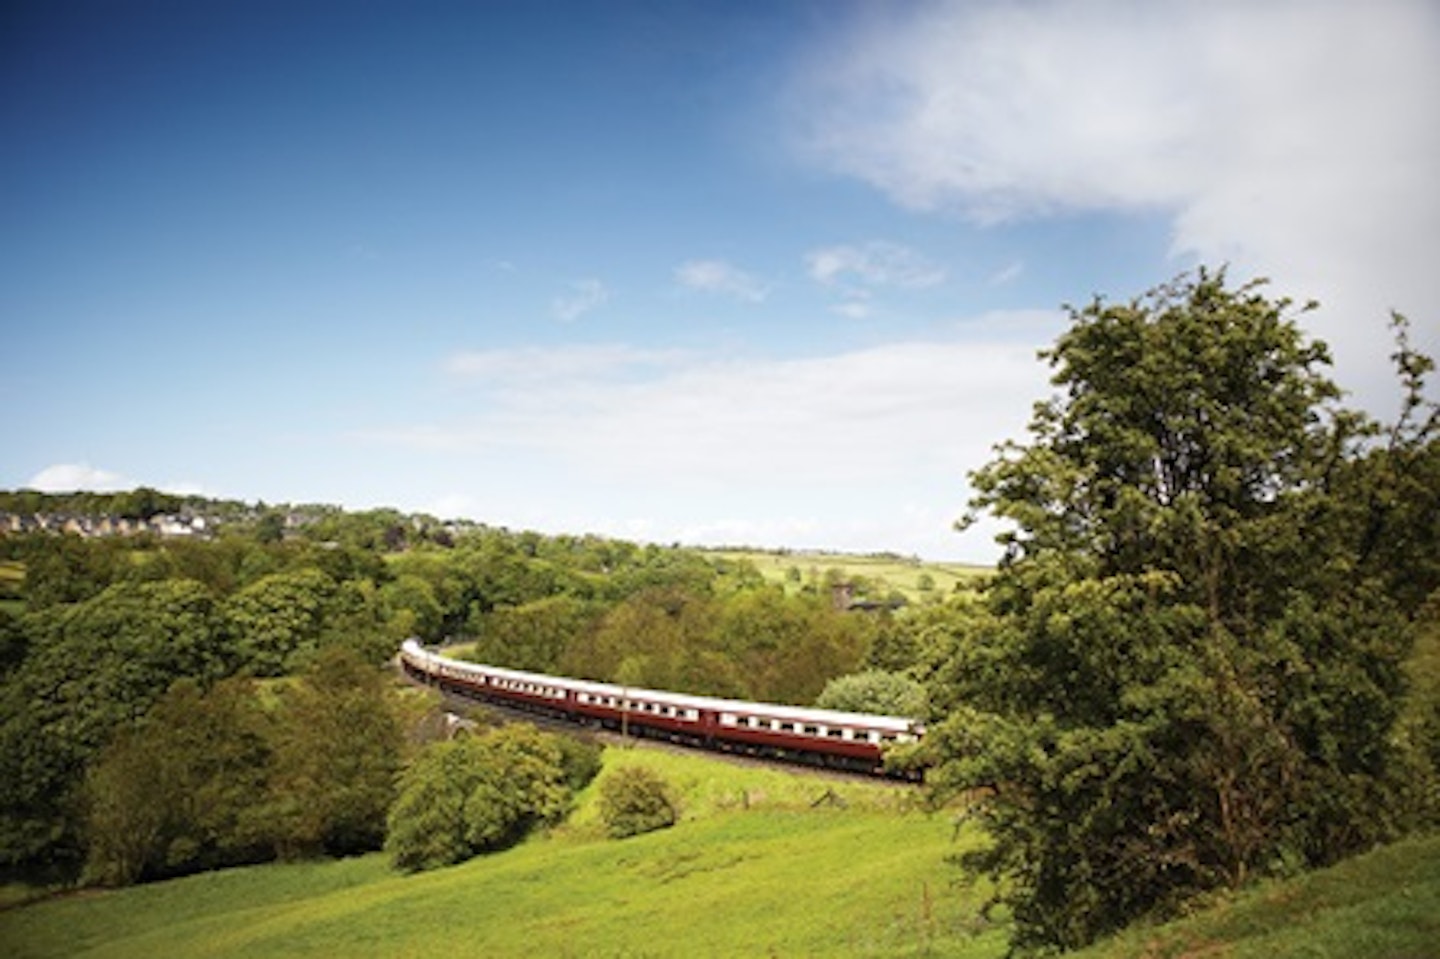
[385,724,581,872]
[470,595,601,673]
[922,270,1435,952]
[266,648,402,858]
[815,669,927,717]
[82,677,273,885]
[1,579,227,871]
[598,766,679,839]
[222,567,337,675]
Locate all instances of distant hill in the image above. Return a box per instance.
[702,547,990,605]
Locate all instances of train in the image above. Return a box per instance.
[399,639,924,776]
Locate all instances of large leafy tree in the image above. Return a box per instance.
[0,579,226,869]
[83,677,273,885]
[266,648,402,858]
[221,567,337,675]
[385,724,584,872]
[921,270,1437,952]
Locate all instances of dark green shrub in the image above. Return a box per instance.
[598,766,678,839]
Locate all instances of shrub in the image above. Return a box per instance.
[386,724,577,872]
[598,766,679,839]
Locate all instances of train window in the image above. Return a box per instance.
[747,716,761,728]
[720,713,737,726]
[826,727,844,739]
[771,720,784,731]
[802,724,820,736]
[685,709,699,721]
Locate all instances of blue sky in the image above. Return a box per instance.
[3,1,1437,561]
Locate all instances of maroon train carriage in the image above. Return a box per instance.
[399,640,923,775]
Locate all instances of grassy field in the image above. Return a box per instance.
[5,740,1436,959]
[1073,831,1440,959]
[0,747,1005,959]
[704,549,990,604]
[0,560,25,611]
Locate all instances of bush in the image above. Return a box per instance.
[386,724,578,872]
[598,766,679,839]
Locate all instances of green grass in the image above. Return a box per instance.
[7,740,1433,959]
[1073,831,1440,959]
[0,747,1004,959]
[0,560,25,603]
[705,549,990,603]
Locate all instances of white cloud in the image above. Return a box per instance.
[805,241,945,290]
[794,0,1440,411]
[674,259,771,302]
[27,463,137,492]
[552,278,610,322]
[361,311,1063,560]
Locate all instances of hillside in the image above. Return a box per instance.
[1073,831,1440,959]
[0,747,1004,959]
[4,740,1437,958]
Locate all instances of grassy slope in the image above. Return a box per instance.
[704,549,990,603]
[6,741,1435,959]
[0,748,1005,959]
[1074,831,1440,959]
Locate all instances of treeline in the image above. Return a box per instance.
[0,512,942,881]
[82,649,405,885]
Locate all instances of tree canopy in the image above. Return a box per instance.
[920,270,1439,953]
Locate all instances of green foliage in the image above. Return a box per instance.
[551,585,875,705]
[266,648,403,858]
[17,534,119,609]
[815,669,927,717]
[82,678,273,885]
[598,765,679,839]
[1394,597,1440,829]
[382,574,444,643]
[385,725,581,872]
[0,492,943,879]
[470,594,602,673]
[926,270,1439,953]
[0,579,228,868]
[222,568,337,675]
[81,652,403,884]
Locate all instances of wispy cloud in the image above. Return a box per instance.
[806,241,945,290]
[551,278,610,322]
[805,241,944,320]
[990,260,1024,286]
[674,259,771,302]
[793,0,1440,404]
